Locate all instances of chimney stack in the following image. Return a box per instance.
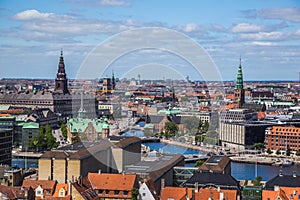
[161,178,165,189]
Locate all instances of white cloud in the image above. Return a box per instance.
[239,31,285,41]
[232,23,265,33]
[258,8,300,23]
[100,0,130,6]
[251,41,275,46]
[184,23,200,32]
[12,9,53,20]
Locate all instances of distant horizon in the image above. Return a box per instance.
[1,77,299,83]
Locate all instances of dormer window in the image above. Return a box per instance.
[46,189,51,195]
[123,190,128,196]
[114,190,120,195]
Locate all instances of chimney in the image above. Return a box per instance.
[161,178,165,189]
[185,187,190,200]
[217,187,220,192]
[68,180,72,195]
[279,170,283,177]
[98,169,101,174]
[293,171,297,178]
[194,182,198,193]
[220,192,224,200]
[79,176,82,186]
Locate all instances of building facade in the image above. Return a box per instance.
[265,126,300,152]
[0,129,13,166]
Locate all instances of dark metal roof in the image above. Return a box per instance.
[265,173,300,189]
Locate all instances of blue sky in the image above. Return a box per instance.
[0,0,300,80]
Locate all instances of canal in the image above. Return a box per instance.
[143,142,300,181]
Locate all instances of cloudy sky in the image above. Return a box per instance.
[0,0,299,80]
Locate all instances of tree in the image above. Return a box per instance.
[164,121,178,139]
[131,188,139,200]
[286,147,291,156]
[252,176,262,186]
[194,160,204,167]
[253,143,264,151]
[29,125,58,151]
[182,116,200,134]
[276,149,281,155]
[61,124,68,140]
[296,149,300,156]
[266,148,272,154]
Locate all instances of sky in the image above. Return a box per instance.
[0,0,300,81]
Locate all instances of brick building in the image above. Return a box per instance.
[265,126,300,152]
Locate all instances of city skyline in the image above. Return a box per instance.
[0,0,300,81]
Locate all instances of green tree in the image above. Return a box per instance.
[194,160,204,167]
[296,149,300,156]
[29,125,58,151]
[61,124,68,140]
[252,176,262,186]
[71,132,81,143]
[164,121,178,138]
[266,148,272,154]
[131,188,139,200]
[182,116,200,134]
[276,149,281,155]
[253,143,264,150]
[286,147,291,156]
[244,180,248,186]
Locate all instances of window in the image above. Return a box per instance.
[105,190,109,195]
[46,189,51,194]
[114,190,120,195]
[98,189,104,194]
[123,190,128,196]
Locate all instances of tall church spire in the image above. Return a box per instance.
[234,57,245,108]
[235,56,244,90]
[54,50,69,94]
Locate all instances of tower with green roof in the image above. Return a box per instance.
[234,57,245,108]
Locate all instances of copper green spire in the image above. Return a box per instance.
[235,57,243,90]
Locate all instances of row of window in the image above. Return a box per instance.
[98,189,129,196]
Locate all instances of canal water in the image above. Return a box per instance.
[143,142,300,181]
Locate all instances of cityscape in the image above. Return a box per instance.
[1,0,300,200]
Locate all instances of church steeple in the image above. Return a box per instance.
[234,57,245,108]
[54,50,69,94]
[235,56,244,90]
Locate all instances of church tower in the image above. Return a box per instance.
[234,57,245,108]
[54,50,69,94]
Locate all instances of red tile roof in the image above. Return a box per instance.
[160,187,193,200]
[88,173,137,190]
[22,180,57,190]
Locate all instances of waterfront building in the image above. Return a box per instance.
[0,129,13,166]
[265,125,300,153]
[219,121,271,150]
[199,155,231,175]
[38,137,141,183]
